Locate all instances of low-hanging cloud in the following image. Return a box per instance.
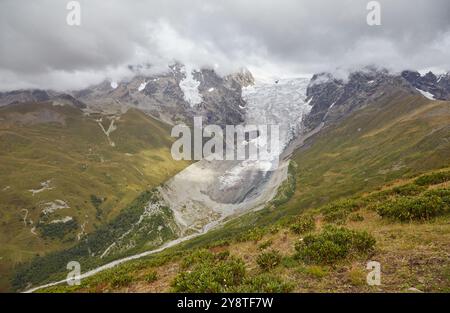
[0,0,449,91]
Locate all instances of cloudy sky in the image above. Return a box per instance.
[1,0,450,91]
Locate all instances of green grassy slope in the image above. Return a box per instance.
[288,90,450,211]
[36,90,450,292]
[41,168,450,293]
[13,90,450,292]
[0,102,189,291]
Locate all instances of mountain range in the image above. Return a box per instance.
[0,65,449,292]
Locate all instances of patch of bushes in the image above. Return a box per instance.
[290,215,315,234]
[180,249,215,269]
[111,273,133,288]
[270,161,297,207]
[280,256,298,268]
[38,219,78,240]
[376,195,447,221]
[348,213,364,222]
[256,250,282,271]
[297,265,329,279]
[321,199,363,224]
[294,226,375,264]
[90,195,104,220]
[424,188,450,207]
[172,256,246,292]
[347,268,366,286]
[414,171,450,186]
[258,240,273,251]
[236,227,266,242]
[391,183,425,196]
[144,271,158,283]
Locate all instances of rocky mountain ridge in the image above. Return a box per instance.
[304,68,450,131]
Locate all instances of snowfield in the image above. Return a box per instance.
[179,65,203,107]
[416,88,435,100]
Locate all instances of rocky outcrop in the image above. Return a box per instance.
[0,89,50,106]
[401,70,450,100]
[75,65,254,127]
[303,68,432,131]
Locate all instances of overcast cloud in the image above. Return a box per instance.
[1,0,450,91]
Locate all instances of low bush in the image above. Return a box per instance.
[280,256,298,268]
[38,219,79,240]
[414,171,450,186]
[297,265,329,279]
[348,213,364,222]
[258,240,273,251]
[111,273,133,288]
[321,199,363,224]
[256,250,282,271]
[144,271,158,283]
[180,249,215,269]
[290,215,315,234]
[236,227,266,242]
[172,256,246,292]
[376,195,446,221]
[294,226,375,264]
[391,183,425,196]
[423,188,450,208]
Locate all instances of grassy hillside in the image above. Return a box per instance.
[34,91,450,293]
[41,168,450,293]
[0,102,189,291]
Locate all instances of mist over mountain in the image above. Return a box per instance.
[1,0,450,91]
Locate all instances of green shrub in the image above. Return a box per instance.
[258,240,273,251]
[215,251,230,260]
[236,227,266,242]
[111,274,133,288]
[172,257,246,292]
[290,215,315,234]
[423,188,450,208]
[38,219,78,240]
[414,171,450,186]
[144,271,158,283]
[348,213,364,222]
[297,265,329,279]
[392,183,425,196]
[321,199,363,224]
[181,249,215,269]
[294,226,375,264]
[376,195,446,221]
[280,256,298,268]
[256,250,282,271]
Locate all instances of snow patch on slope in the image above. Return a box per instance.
[179,66,203,107]
[138,81,148,91]
[416,88,435,100]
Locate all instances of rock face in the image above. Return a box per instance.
[303,68,450,131]
[0,89,51,106]
[74,65,254,127]
[401,70,450,100]
[0,90,86,109]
